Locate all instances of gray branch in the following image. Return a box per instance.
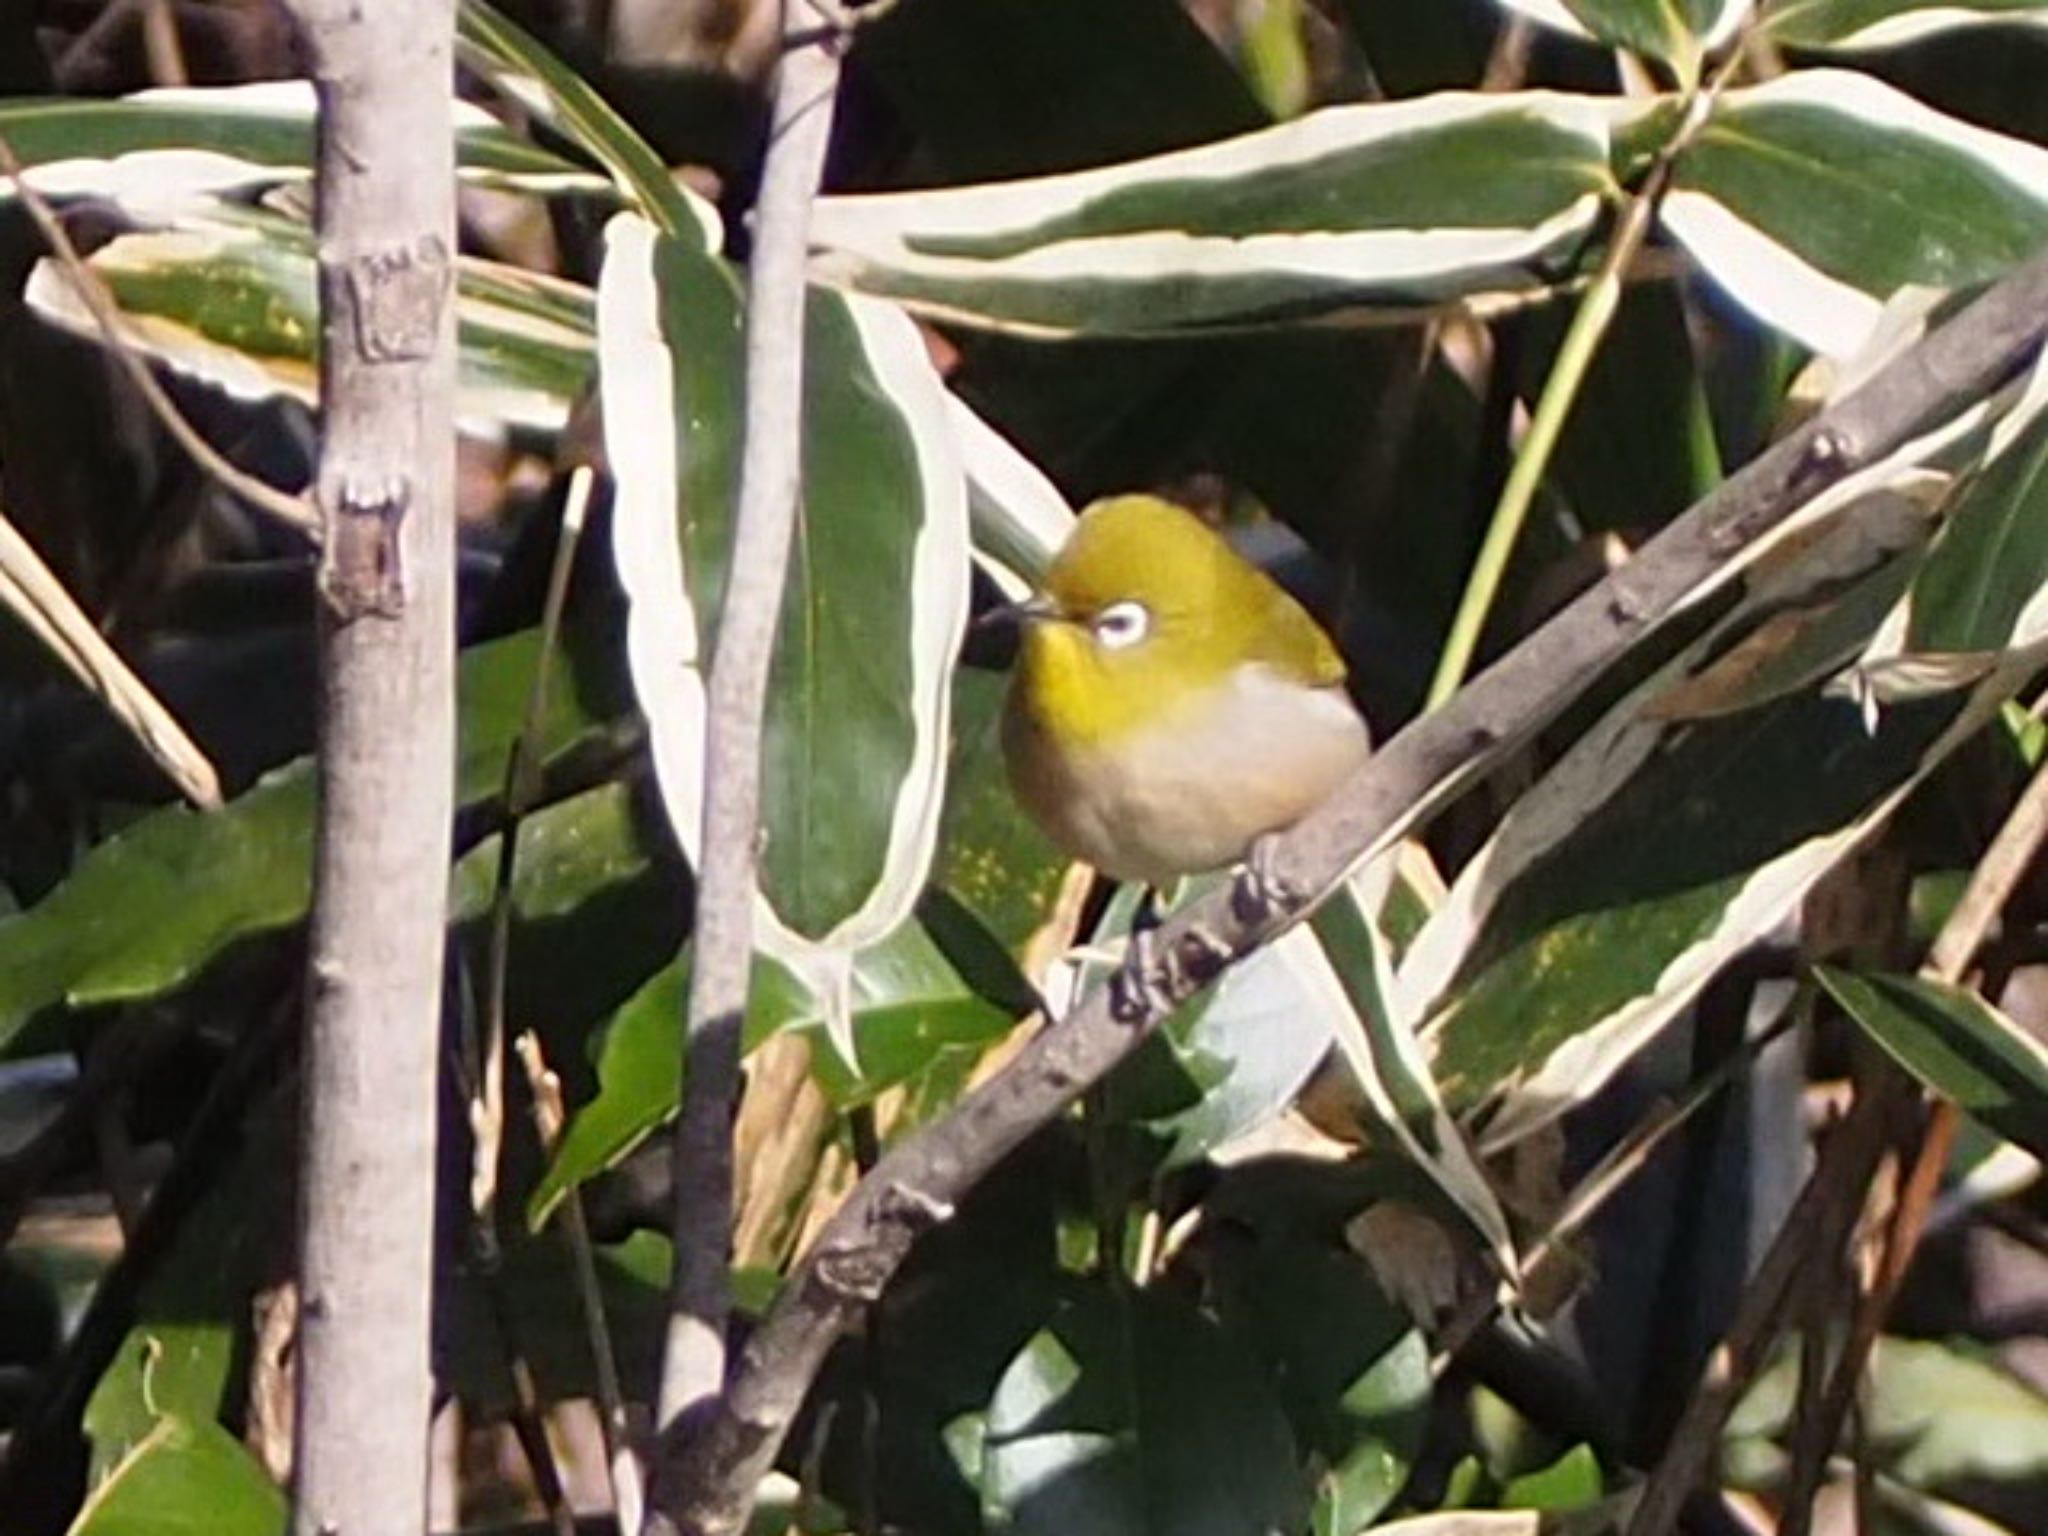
[649,248,2048,1535]
[657,2,847,1434]
[288,3,460,1533]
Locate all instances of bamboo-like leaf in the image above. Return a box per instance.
[1764,0,2048,51]
[1309,876,1517,1271]
[23,204,595,434]
[1395,435,2048,1148]
[0,80,595,208]
[1497,0,1753,61]
[1659,69,2048,357]
[805,91,1614,335]
[598,211,971,1060]
[1817,968,2048,1158]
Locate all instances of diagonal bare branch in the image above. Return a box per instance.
[650,244,2048,1536]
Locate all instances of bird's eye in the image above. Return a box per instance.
[1090,600,1151,650]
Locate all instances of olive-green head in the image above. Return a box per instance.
[1007,494,1348,748]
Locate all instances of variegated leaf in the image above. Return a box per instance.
[1658,69,2048,357]
[1498,0,1754,68]
[0,80,596,212]
[598,211,971,1063]
[1764,0,2048,51]
[24,204,594,434]
[806,92,1615,335]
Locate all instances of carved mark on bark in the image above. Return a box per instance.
[343,235,451,362]
[318,474,408,621]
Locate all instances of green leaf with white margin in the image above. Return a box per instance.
[1763,0,2048,51]
[951,399,1075,591]
[24,202,594,435]
[599,211,971,1063]
[1851,349,2048,701]
[1657,69,2048,358]
[1308,867,1517,1273]
[1404,355,2048,1145]
[70,1415,285,1536]
[0,80,597,209]
[1415,661,2020,1151]
[456,0,717,248]
[805,91,1615,336]
[1816,968,2048,1159]
[1496,0,1753,64]
[1393,417,2031,1145]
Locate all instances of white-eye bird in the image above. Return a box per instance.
[999,494,1370,888]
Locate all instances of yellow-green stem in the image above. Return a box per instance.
[1426,206,1647,710]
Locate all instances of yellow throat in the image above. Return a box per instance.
[1008,495,1348,749]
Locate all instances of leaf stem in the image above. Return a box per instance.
[1426,58,1738,709]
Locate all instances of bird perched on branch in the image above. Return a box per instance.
[995,494,1370,960]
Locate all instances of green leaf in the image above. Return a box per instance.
[807,93,1613,335]
[1905,398,2048,654]
[1212,1239,1429,1535]
[84,1107,287,1479]
[1815,968,2048,1159]
[980,1285,1306,1536]
[0,79,595,203]
[26,204,596,434]
[70,1416,285,1536]
[1764,0,2048,52]
[1500,1444,1604,1511]
[1427,683,1996,1143]
[1311,881,1515,1267]
[600,214,971,1059]
[526,916,1016,1228]
[1663,70,2048,357]
[0,628,617,1058]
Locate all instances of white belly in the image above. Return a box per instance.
[1005,664,1370,885]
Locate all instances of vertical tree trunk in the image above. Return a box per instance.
[289,4,458,1533]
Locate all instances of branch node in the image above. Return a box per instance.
[318,472,409,621]
[340,235,452,363]
[812,1183,953,1301]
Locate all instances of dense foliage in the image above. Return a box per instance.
[1,1,2047,1531]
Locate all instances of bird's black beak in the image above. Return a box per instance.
[971,594,1058,635]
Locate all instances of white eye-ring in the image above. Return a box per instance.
[1091,600,1151,650]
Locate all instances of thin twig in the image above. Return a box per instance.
[651,244,2048,1536]
[655,0,847,1438]
[1434,1003,1803,1364]
[0,136,321,542]
[1624,1073,1903,1536]
[516,1032,644,1534]
[472,465,596,1216]
[1776,744,2048,1529]
[140,0,189,86]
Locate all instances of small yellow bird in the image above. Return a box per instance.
[999,494,1370,889]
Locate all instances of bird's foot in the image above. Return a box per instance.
[1109,924,1178,1024]
[1232,832,1305,926]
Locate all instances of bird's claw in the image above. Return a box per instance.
[1110,921,1176,1023]
[1232,833,1303,925]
